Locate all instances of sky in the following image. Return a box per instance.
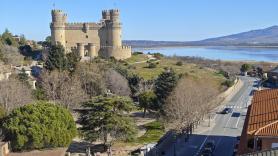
[0,0,278,41]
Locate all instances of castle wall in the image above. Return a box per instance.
[101,46,132,60]
[64,28,101,53]
[51,9,131,60]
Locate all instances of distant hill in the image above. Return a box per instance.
[196,26,278,46]
[124,26,278,48]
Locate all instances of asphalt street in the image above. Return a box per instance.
[157,76,257,156]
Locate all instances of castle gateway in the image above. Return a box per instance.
[50,9,131,60]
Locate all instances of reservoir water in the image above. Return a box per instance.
[134,47,278,62]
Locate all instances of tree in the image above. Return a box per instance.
[66,51,81,72]
[18,35,27,46]
[163,77,218,133]
[127,74,141,98]
[17,69,29,86]
[154,68,178,110]
[79,96,138,155]
[2,101,77,151]
[1,29,18,47]
[138,91,157,117]
[105,69,131,96]
[0,45,24,65]
[240,63,251,72]
[74,62,107,98]
[44,44,68,71]
[0,78,33,112]
[40,70,88,109]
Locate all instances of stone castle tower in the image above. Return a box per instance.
[50,9,131,60]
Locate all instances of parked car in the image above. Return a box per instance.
[204,140,216,151]
[233,142,239,154]
[200,149,213,156]
[221,108,232,114]
[233,136,240,154]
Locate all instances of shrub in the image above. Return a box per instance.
[133,51,143,55]
[240,64,251,72]
[222,80,234,88]
[176,61,183,66]
[153,53,164,59]
[148,62,157,68]
[2,101,77,151]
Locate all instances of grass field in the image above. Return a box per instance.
[136,121,165,144]
[121,54,227,91]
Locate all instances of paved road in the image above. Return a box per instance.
[157,76,257,156]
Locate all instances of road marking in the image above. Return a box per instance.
[193,77,256,156]
[235,115,241,128]
[216,82,253,149]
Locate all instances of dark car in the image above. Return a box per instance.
[200,149,213,156]
[204,140,215,151]
[221,108,232,114]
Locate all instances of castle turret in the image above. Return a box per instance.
[88,43,97,58]
[77,43,85,58]
[102,10,110,20]
[108,9,122,47]
[50,10,67,47]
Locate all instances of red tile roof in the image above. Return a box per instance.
[247,89,278,136]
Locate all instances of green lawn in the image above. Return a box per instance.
[136,121,165,144]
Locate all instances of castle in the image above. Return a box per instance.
[50,9,132,60]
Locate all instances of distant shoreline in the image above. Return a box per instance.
[133,45,278,50]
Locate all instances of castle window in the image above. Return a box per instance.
[66,41,68,43]
[86,35,88,38]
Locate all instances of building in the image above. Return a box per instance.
[238,89,278,155]
[267,67,278,87]
[50,9,132,60]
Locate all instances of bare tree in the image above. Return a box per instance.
[105,69,131,96]
[1,45,24,66]
[74,62,106,98]
[0,78,33,112]
[40,70,88,109]
[163,77,218,133]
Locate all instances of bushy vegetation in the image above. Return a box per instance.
[132,51,143,55]
[2,101,77,151]
[222,79,235,88]
[176,61,183,66]
[148,62,157,68]
[241,63,251,72]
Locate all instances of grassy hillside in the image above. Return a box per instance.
[120,54,227,91]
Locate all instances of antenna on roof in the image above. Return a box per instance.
[53,2,56,9]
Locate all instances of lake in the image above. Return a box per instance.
[133,47,278,62]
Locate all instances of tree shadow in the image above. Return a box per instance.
[66,141,107,154]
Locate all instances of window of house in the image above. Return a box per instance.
[86,35,88,38]
[247,138,254,149]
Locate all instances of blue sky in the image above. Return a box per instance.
[0,0,278,41]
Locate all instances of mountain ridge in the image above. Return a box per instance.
[124,26,278,47]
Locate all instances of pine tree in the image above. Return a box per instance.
[44,44,68,71]
[138,91,158,117]
[154,68,178,109]
[79,96,138,155]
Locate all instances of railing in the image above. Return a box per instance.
[240,147,278,156]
